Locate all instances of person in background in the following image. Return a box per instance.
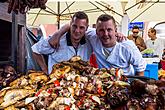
[146,28,165,59]
[31,11,92,74]
[36,28,43,41]
[128,25,146,51]
[162,49,165,60]
[51,14,146,76]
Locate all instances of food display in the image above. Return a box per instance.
[158,69,165,80]
[0,56,165,110]
[0,65,18,89]
[141,48,155,58]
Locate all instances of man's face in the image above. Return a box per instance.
[132,28,139,37]
[96,19,117,48]
[70,17,88,44]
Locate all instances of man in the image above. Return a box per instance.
[146,28,165,58]
[128,26,146,51]
[51,14,146,76]
[31,11,92,74]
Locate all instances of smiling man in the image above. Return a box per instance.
[31,11,92,74]
[85,14,146,76]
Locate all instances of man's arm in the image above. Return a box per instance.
[125,40,146,76]
[32,52,48,74]
[138,39,147,51]
[48,24,70,49]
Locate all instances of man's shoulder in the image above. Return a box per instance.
[127,35,133,39]
[137,35,144,40]
[121,40,136,46]
[157,37,165,41]
[146,39,151,43]
[86,27,96,38]
[117,40,137,51]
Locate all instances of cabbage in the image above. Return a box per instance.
[141,48,154,54]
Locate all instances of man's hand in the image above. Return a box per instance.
[116,32,127,42]
[42,67,48,75]
[48,24,70,50]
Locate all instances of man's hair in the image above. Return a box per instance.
[149,28,156,34]
[132,25,139,30]
[96,14,116,26]
[72,11,89,24]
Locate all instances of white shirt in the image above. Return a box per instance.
[86,28,146,75]
[32,32,92,74]
[145,38,165,59]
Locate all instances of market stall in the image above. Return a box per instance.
[0,1,165,110]
[0,56,165,109]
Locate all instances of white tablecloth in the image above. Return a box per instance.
[143,58,160,64]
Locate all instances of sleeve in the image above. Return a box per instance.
[85,27,96,41]
[31,38,55,55]
[127,41,146,72]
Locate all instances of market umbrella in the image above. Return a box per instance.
[27,0,124,28]
[125,0,165,22]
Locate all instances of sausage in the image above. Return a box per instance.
[7,0,14,13]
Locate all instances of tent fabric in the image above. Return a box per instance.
[27,1,124,27]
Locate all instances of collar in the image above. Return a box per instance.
[133,35,138,38]
[66,31,86,46]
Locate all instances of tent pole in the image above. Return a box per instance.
[89,1,106,14]
[57,1,60,29]
[131,0,159,22]
[32,9,41,26]
[125,0,145,12]
[95,1,123,17]
[60,2,75,14]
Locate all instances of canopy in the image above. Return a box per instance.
[27,0,125,27]
[27,0,165,27]
[125,0,165,22]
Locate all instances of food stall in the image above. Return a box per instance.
[0,1,164,110]
[0,56,164,109]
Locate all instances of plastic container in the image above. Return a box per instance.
[144,64,158,80]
